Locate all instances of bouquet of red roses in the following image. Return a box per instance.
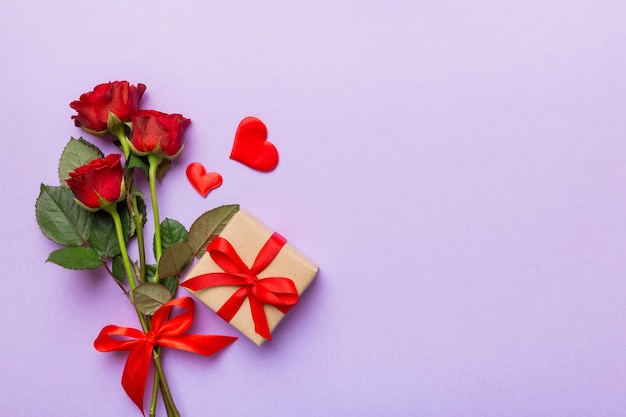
[35,81,240,416]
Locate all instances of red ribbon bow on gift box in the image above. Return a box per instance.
[94,297,237,414]
[181,232,299,341]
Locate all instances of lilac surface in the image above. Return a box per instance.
[2,1,626,416]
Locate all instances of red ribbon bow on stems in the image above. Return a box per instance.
[181,232,299,341]
[94,297,237,414]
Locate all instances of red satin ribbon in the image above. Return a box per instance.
[181,232,299,341]
[94,297,237,414]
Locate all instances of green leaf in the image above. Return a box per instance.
[133,283,172,315]
[156,218,188,257]
[36,184,94,246]
[160,276,179,298]
[118,202,133,241]
[135,195,147,227]
[46,247,103,270]
[88,210,120,258]
[187,204,239,258]
[145,264,157,282]
[111,255,126,283]
[158,242,193,278]
[58,137,104,186]
[124,195,147,240]
[157,242,193,298]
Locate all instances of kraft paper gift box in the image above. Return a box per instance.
[181,209,318,346]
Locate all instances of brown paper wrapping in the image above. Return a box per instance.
[182,209,318,346]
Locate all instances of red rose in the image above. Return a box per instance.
[129,110,190,159]
[66,154,126,211]
[70,81,146,134]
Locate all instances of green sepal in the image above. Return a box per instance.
[58,137,104,187]
[126,153,150,177]
[187,204,239,258]
[133,282,173,315]
[81,127,107,137]
[107,112,122,131]
[156,158,170,180]
[36,184,94,246]
[46,247,103,270]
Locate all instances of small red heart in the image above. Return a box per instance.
[186,162,223,197]
[230,116,278,172]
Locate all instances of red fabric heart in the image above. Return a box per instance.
[230,117,278,172]
[186,162,223,197]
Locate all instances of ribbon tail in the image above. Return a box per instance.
[121,342,153,415]
[159,334,238,356]
[249,296,271,340]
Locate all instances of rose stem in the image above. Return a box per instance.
[146,152,183,414]
[104,205,149,334]
[107,204,178,414]
[113,128,147,283]
[153,347,180,417]
[130,189,147,283]
[146,154,180,414]
[129,180,161,413]
[149,372,159,417]
[110,124,131,159]
[147,154,164,279]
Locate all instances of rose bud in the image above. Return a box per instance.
[66,154,126,211]
[129,110,190,159]
[70,81,146,135]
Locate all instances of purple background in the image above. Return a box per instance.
[2,1,626,416]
